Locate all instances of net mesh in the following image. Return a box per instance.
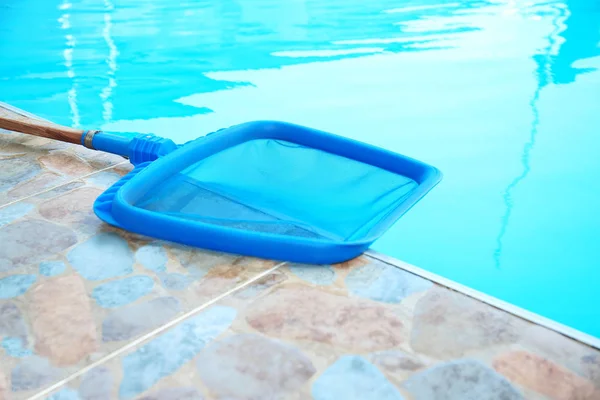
[135,139,418,241]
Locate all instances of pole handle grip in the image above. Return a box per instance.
[0,103,84,144]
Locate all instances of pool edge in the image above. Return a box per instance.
[366,250,600,350]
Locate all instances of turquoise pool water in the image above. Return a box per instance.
[1,0,599,339]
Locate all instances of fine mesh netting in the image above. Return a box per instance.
[134,139,418,241]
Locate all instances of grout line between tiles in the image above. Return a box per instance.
[0,160,129,210]
[28,261,286,400]
[367,250,600,350]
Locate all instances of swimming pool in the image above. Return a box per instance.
[1,0,599,341]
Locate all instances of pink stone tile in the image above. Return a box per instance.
[191,261,281,303]
[38,187,104,230]
[494,351,600,400]
[521,324,600,386]
[38,151,95,177]
[334,256,370,270]
[28,275,98,366]
[245,285,405,352]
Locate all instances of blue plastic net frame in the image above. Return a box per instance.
[94,121,442,264]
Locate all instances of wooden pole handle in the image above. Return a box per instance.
[0,103,84,144]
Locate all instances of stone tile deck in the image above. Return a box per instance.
[0,127,599,400]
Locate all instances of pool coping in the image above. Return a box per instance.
[367,250,600,350]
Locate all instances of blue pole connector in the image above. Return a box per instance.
[80,131,177,165]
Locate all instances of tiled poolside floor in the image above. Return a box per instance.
[1,126,599,400]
